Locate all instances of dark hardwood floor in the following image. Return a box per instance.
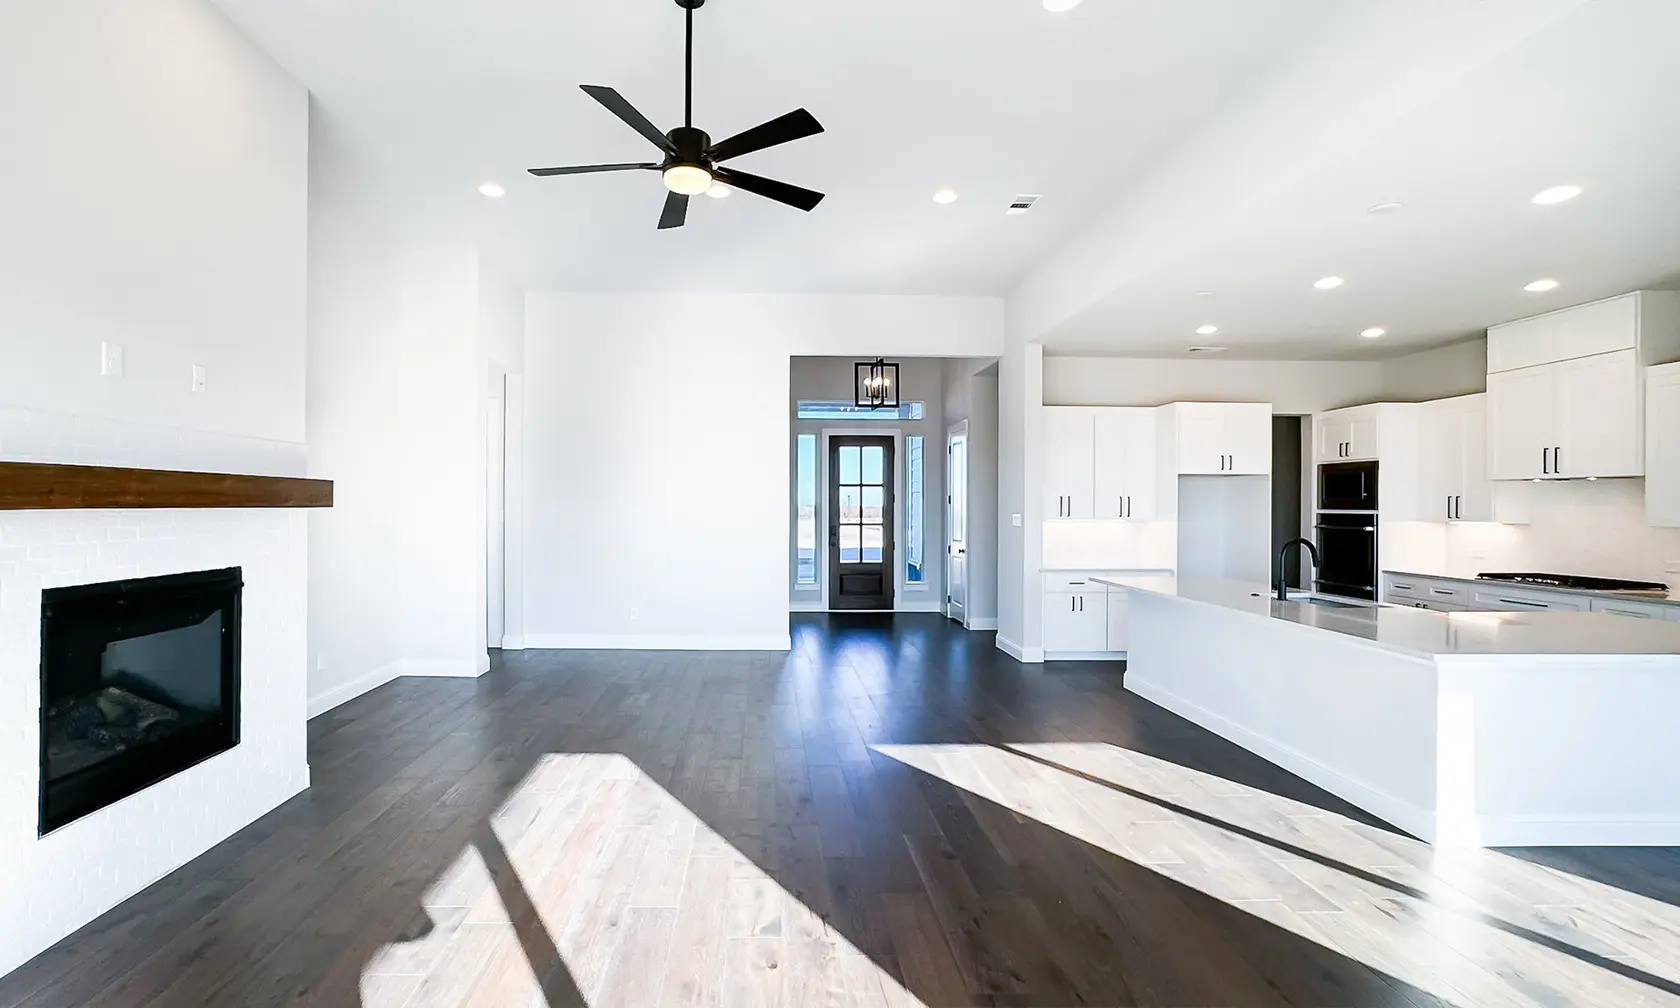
[3,613,1679,1007]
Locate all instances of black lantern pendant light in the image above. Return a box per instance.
[854,359,900,409]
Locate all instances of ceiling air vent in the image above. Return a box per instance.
[1186,346,1228,355]
[1006,194,1041,215]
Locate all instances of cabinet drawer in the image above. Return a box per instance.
[1384,576,1427,601]
[1471,588,1589,612]
[1044,573,1103,593]
[1589,597,1678,620]
[1385,576,1467,603]
[1394,599,1472,614]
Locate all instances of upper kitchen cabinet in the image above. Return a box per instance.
[1166,402,1272,475]
[1092,409,1158,520]
[1043,406,1158,520]
[1649,362,1680,527]
[1486,291,1680,481]
[1316,404,1381,462]
[1044,406,1097,519]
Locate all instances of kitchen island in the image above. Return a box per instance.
[1098,575,1680,846]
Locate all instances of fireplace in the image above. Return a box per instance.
[39,568,242,835]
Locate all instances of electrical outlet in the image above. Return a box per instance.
[630,607,640,621]
[100,341,124,378]
[191,364,207,393]
[316,653,326,672]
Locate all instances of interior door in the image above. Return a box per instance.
[829,437,895,610]
[946,426,968,623]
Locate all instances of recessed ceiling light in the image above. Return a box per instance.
[1524,278,1560,293]
[1532,185,1582,206]
[1043,0,1083,10]
[477,181,506,198]
[706,184,731,199]
[1194,290,1217,298]
[1367,202,1404,214]
[1314,276,1345,290]
[1195,325,1220,336]
[1361,327,1386,338]
[933,188,959,205]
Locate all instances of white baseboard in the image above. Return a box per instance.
[995,635,1044,664]
[306,662,402,718]
[896,598,944,613]
[401,658,490,679]
[789,600,826,613]
[498,634,525,651]
[964,617,999,631]
[1044,651,1126,662]
[1126,674,1435,842]
[521,633,792,652]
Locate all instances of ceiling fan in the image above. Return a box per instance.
[527,0,826,230]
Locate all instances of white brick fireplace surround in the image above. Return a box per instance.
[0,408,310,976]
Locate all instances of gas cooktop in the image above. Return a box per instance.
[1476,572,1672,595]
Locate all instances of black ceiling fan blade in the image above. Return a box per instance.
[658,191,690,230]
[580,85,677,154]
[707,109,824,163]
[528,162,658,176]
[712,167,824,212]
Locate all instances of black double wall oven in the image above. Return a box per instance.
[1316,461,1378,601]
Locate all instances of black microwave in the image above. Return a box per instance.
[1319,461,1378,511]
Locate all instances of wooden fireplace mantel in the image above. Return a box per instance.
[0,461,333,510]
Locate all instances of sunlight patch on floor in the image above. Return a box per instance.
[359,753,925,1008]
[872,741,1680,1008]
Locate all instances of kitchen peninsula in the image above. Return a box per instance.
[1101,575,1680,847]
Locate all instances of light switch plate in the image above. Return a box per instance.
[100,342,124,377]
[191,364,207,393]
[1012,513,1023,527]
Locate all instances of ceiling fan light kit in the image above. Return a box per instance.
[528,0,826,229]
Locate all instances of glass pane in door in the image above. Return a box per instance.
[862,525,884,563]
[862,446,885,485]
[838,446,862,485]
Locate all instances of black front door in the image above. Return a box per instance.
[829,437,894,610]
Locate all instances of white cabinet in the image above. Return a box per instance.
[1044,407,1096,519]
[1417,395,1492,521]
[1470,586,1589,613]
[1170,402,1272,475]
[1092,409,1157,520]
[1485,290,1680,482]
[1044,407,1157,520]
[1649,362,1680,527]
[1316,405,1381,463]
[1487,350,1643,480]
[1042,576,1109,654]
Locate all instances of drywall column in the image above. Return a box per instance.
[997,341,1044,660]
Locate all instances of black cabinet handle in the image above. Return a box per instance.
[1555,445,1562,475]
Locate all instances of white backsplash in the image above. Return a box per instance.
[1042,520,1177,571]
[1436,479,1680,587]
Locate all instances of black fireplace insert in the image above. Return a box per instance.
[39,568,241,834]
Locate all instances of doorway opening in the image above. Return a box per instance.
[829,436,895,610]
[946,422,969,623]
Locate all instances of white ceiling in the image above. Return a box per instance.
[213,0,1347,295]
[214,0,1680,361]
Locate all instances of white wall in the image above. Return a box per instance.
[523,293,1003,650]
[1044,357,1388,415]
[788,357,947,611]
[997,342,1044,659]
[1382,339,1488,402]
[0,0,307,445]
[307,180,495,713]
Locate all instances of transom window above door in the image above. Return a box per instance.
[797,400,925,421]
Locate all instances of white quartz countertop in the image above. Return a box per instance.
[1094,575,1680,659]
[1385,570,1680,606]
